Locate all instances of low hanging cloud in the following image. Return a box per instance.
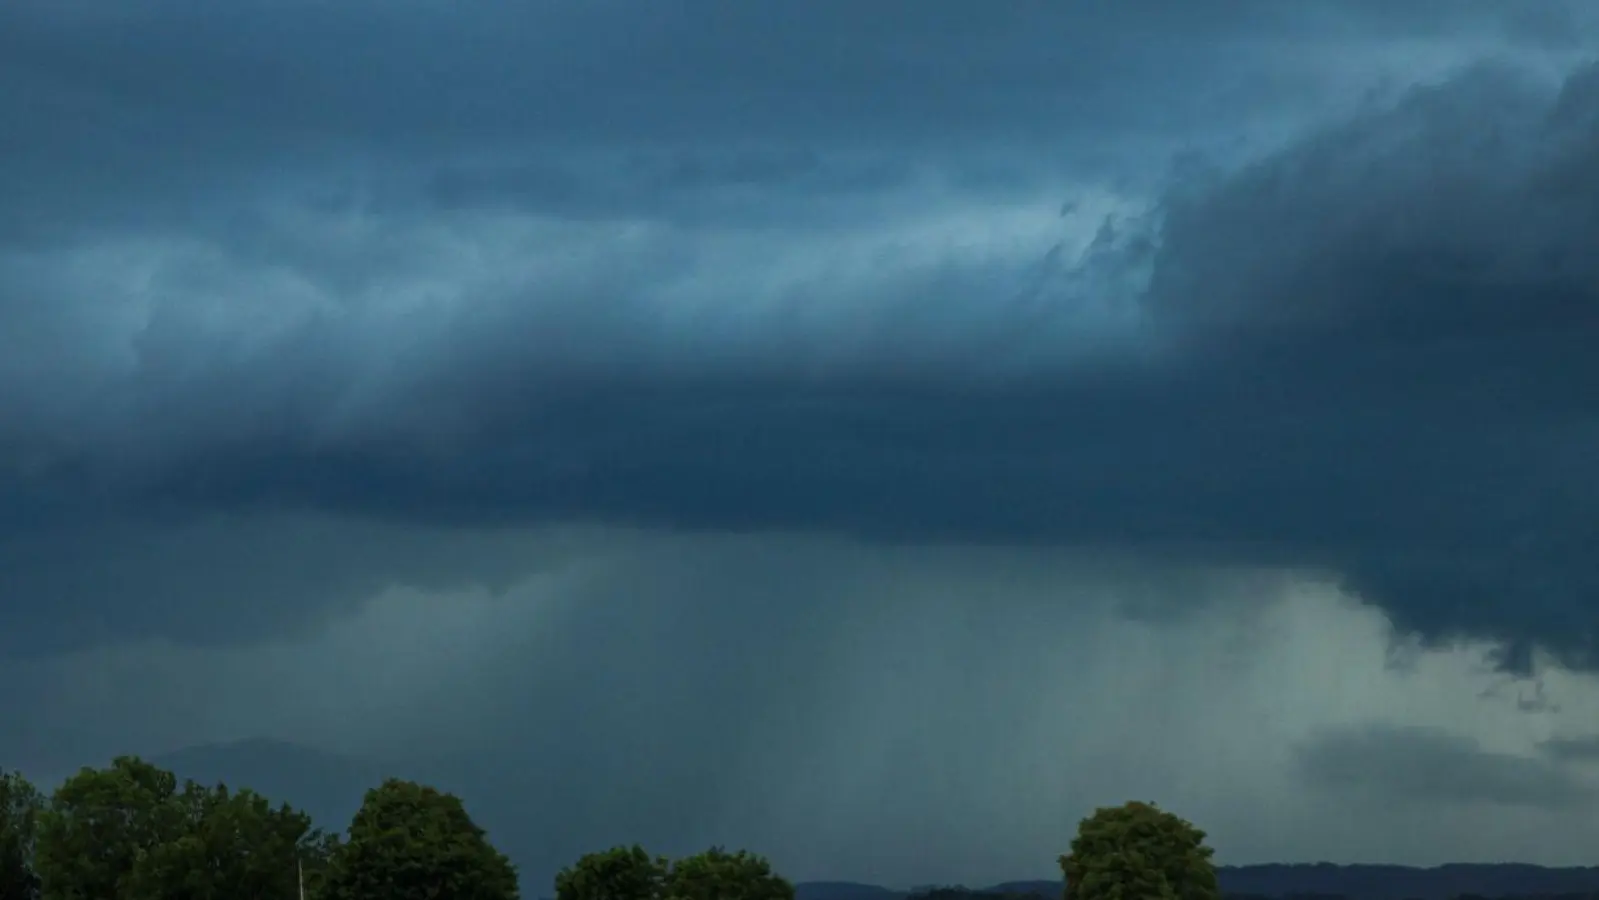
[1535,734,1599,764]
[10,530,1599,887]
[1293,724,1598,811]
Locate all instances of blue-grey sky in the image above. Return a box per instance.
[4,0,1599,891]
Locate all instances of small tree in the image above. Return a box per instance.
[323,778,517,900]
[0,769,42,900]
[666,847,793,900]
[1059,801,1218,900]
[554,845,668,900]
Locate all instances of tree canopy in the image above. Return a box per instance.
[555,844,669,900]
[7,752,805,900]
[1060,801,1218,900]
[666,847,794,900]
[552,844,794,900]
[120,781,329,900]
[36,756,181,900]
[31,756,332,900]
[322,777,518,900]
[0,768,42,900]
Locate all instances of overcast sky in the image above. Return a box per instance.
[4,0,1599,891]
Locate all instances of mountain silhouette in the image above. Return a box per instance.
[150,737,390,835]
[800,866,1599,900]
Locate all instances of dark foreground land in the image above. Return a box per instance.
[796,864,1599,900]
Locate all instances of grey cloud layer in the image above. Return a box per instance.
[1294,724,1597,811]
[1,3,1597,669]
[1537,735,1599,763]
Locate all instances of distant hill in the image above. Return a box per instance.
[1215,863,1599,900]
[796,883,906,900]
[150,737,393,835]
[803,865,1599,900]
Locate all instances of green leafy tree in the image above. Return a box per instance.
[323,778,517,900]
[121,780,328,900]
[300,829,344,900]
[35,757,331,900]
[0,769,43,900]
[35,757,180,900]
[555,845,668,900]
[1059,801,1218,900]
[665,847,793,900]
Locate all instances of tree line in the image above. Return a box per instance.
[0,759,797,900]
[2,757,1231,900]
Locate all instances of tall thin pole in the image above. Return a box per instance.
[299,855,306,900]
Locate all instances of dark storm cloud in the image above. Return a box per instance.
[0,1,1597,666]
[0,0,1584,232]
[1293,724,1597,810]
